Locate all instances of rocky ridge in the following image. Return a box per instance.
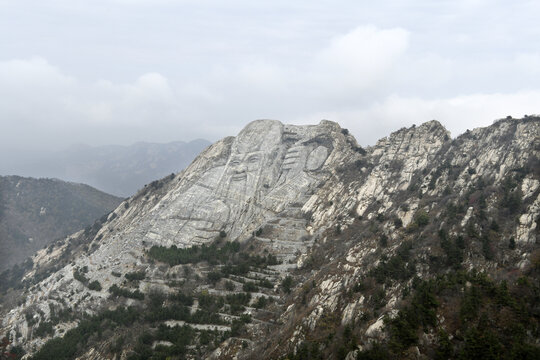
[1,117,539,359]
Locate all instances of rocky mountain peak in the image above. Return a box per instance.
[1,117,539,360]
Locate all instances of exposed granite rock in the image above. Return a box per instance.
[1,117,539,359]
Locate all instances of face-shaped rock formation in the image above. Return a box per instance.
[145,120,335,246]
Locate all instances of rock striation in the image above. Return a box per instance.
[1,117,539,359]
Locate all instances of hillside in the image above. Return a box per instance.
[0,139,211,197]
[0,117,538,359]
[0,176,123,271]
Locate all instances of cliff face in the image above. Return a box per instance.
[1,117,539,359]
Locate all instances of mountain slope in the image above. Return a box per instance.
[0,139,211,197]
[0,176,123,271]
[0,117,538,359]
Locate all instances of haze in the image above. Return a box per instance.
[1,0,539,154]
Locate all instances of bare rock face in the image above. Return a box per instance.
[147,120,334,246]
[2,117,539,359]
[1,119,356,350]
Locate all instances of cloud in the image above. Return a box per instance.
[296,91,540,145]
[0,57,183,149]
[313,26,409,91]
[0,57,76,123]
[515,52,540,75]
[0,21,538,154]
[188,25,410,112]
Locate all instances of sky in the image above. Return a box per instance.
[1,0,539,152]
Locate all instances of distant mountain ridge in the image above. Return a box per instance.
[0,176,123,271]
[0,139,211,197]
[2,118,539,359]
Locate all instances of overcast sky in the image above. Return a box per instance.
[1,0,539,151]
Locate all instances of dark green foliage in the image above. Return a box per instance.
[500,176,523,213]
[229,315,251,337]
[198,292,224,313]
[8,344,25,359]
[414,210,429,227]
[509,237,516,250]
[361,270,540,359]
[353,282,366,292]
[32,307,139,360]
[225,280,235,291]
[372,288,386,309]
[147,241,241,266]
[459,318,504,359]
[254,296,268,309]
[34,321,54,337]
[207,271,222,284]
[393,218,403,228]
[124,271,145,281]
[257,278,274,288]
[148,290,166,309]
[73,269,89,284]
[379,234,388,248]
[357,343,391,359]
[369,241,415,284]
[169,291,193,306]
[481,234,494,260]
[286,341,323,360]
[440,231,464,269]
[243,282,258,292]
[108,284,144,300]
[130,324,197,359]
[387,280,438,352]
[282,276,294,294]
[88,280,102,291]
[435,330,453,360]
[456,235,465,249]
[225,292,251,308]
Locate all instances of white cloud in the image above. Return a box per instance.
[0,57,185,149]
[313,26,409,91]
[297,91,540,145]
[515,52,540,75]
[189,25,410,111]
[1,13,539,155]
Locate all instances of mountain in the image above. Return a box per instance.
[1,117,539,359]
[0,139,211,197]
[0,176,123,272]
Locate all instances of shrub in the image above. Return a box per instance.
[88,280,102,291]
[225,280,235,291]
[254,296,268,309]
[108,285,144,300]
[125,271,145,281]
[73,269,89,284]
[414,210,429,227]
[380,234,388,247]
[281,276,294,294]
[207,271,222,284]
[242,282,258,292]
